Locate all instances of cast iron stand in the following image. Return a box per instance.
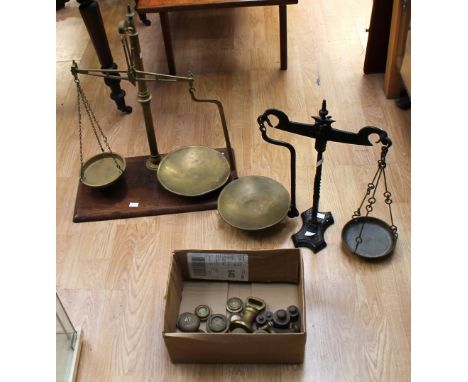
[258,116,299,219]
[259,100,390,253]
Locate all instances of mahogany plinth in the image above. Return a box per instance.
[73,148,236,222]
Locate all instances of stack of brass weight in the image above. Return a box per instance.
[176,296,301,333]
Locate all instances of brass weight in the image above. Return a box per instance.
[230,296,265,333]
[226,297,244,313]
[194,304,211,321]
[177,312,201,332]
[228,313,242,323]
[206,314,229,333]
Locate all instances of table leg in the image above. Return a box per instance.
[279,5,287,70]
[138,13,151,26]
[159,12,176,75]
[77,0,132,113]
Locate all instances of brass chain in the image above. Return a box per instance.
[73,74,123,175]
[75,77,85,178]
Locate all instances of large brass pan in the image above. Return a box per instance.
[217,175,290,230]
[80,152,126,188]
[157,146,231,196]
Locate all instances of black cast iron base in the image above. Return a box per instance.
[292,208,334,253]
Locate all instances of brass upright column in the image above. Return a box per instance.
[122,6,161,170]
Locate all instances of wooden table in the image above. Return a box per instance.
[136,0,298,74]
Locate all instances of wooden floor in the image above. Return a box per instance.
[56,1,410,381]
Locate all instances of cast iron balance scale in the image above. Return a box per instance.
[71,4,237,222]
[218,101,398,258]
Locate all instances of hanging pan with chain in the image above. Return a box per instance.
[74,73,126,188]
[341,137,398,259]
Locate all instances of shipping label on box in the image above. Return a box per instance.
[187,252,249,281]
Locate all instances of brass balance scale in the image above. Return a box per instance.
[72,4,236,222]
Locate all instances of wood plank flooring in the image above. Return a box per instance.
[56,1,410,380]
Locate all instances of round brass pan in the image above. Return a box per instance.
[342,216,396,259]
[157,146,230,197]
[80,152,126,188]
[217,175,290,230]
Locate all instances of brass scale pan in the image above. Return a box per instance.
[157,146,230,197]
[81,152,126,188]
[82,146,231,196]
[81,115,290,228]
[217,176,290,230]
[81,147,289,230]
[82,148,288,230]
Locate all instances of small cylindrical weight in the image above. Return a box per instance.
[264,311,274,321]
[226,297,244,313]
[206,314,229,333]
[287,305,300,322]
[255,313,267,326]
[273,309,290,328]
[194,305,211,321]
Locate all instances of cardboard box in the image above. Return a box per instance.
[163,249,306,363]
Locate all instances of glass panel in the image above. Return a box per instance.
[56,294,77,382]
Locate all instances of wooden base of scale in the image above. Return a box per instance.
[73,148,236,223]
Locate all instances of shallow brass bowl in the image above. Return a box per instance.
[80,152,126,188]
[217,175,290,230]
[157,146,231,197]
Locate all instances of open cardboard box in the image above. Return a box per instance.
[163,249,306,363]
